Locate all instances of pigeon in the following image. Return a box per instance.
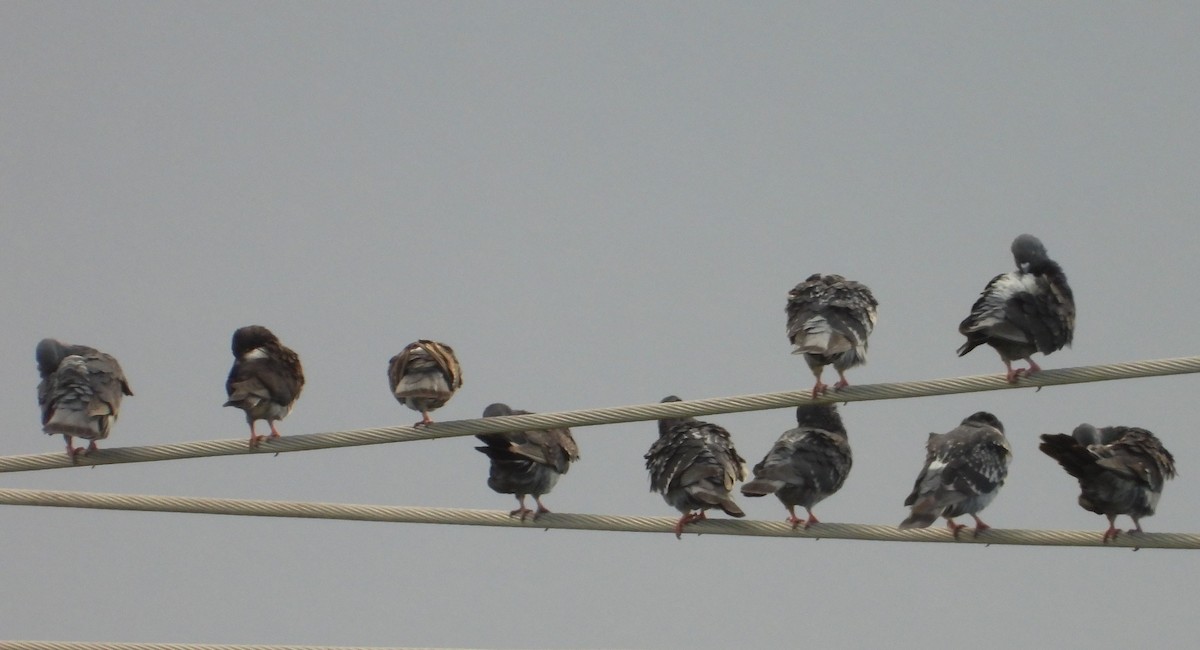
[475,403,580,521]
[645,396,747,539]
[388,340,463,426]
[741,403,852,529]
[786,274,878,398]
[900,411,1011,538]
[1039,424,1176,542]
[958,234,1075,383]
[224,325,305,449]
[36,338,133,459]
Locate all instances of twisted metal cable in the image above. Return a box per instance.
[3,356,1198,474]
[0,644,474,650]
[0,488,1195,549]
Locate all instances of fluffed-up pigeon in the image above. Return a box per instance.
[645,396,747,539]
[900,411,1011,538]
[36,338,133,459]
[476,403,580,521]
[786,274,878,398]
[388,340,462,426]
[741,403,852,529]
[224,325,304,449]
[1039,424,1176,542]
[958,234,1075,382]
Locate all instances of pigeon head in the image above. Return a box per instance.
[231,325,281,356]
[1011,234,1049,271]
[482,403,514,418]
[1071,423,1101,445]
[962,410,1004,434]
[794,404,846,436]
[35,338,67,377]
[657,395,691,437]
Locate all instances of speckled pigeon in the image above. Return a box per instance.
[475,403,580,521]
[741,404,852,529]
[224,325,304,449]
[1040,424,1176,542]
[900,411,1011,538]
[645,396,747,539]
[36,338,133,459]
[388,340,462,426]
[786,274,878,398]
[958,234,1075,382]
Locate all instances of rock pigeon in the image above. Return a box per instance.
[475,403,580,521]
[388,340,463,426]
[645,396,747,539]
[36,338,133,459]
[224,325,305,449]
[741,403,852,529]
[1039,424,1176,542]
[900,411,1011,538]
[958,234,1075,382]
[786,274,878,398]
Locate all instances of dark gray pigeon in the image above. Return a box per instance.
[645,396,747,539]
[224,325,305,449]
[475,403,580,521]
[900,411,1011,538]
[958,234,1075,382]
[1039,424,1176,542]
[741,404,852,529]
[388,340,463,426]
[36,338,133,459]
[786,274,878,398]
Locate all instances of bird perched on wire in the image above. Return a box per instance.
[741,403,852,529]
[388,340,462,426]
[645,395,747,539]
[900,411,1011,538]
[475,403,580,521]
[786,274,878,398]
[36,338,133,460]
[958,234,1075,383]
[224,325,304,449]
[1039,424,1176,542]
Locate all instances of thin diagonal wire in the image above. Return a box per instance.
[0,646,461,650]
[0,488,1195,550]
[2,356,1197,474]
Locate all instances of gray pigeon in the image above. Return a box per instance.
[224,325,305,449]
[900,411,1011,538]
[741,404,852,529]
[388,340,462,426]
[645,396,747,539]
[958,234,1075,382]
[476,403,580,521]
[36,338,133,459]
[1039,424,1176,542]
[786,274,878,398]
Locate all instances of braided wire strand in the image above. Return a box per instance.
[0,488,1195,550]
[0,644,473,650]
[2,356,1198,474]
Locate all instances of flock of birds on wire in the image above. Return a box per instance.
[31,234,1176,543]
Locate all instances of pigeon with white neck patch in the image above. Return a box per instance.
[958,234,1075,382]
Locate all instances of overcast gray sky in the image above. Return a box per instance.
[3,2,1200,648]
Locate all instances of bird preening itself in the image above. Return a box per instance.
[958,234,1075,383]
[475,403,580,521]
[36,338,133,460]
[388,340,463,426]
[786,274,878,398]
[900,411,1011,538]
[741,403,852,529]
[1039,424,1176,543]
[645,396,747,539]
[224,325,305,449]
